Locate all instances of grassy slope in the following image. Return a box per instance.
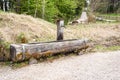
[0,12,120,49]
[65,23,120,40]
[0,12,56,43]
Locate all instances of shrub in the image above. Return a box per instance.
[0,39,10,61]
[16,33,28,43]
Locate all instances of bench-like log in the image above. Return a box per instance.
[10,39,89,62]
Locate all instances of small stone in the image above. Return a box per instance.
[78,51,84,55]
[29,57,38,65]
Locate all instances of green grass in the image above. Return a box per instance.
[104,46,120,51]
[96,12,120,17]
[101,13,120,17]
[94,45,120,52]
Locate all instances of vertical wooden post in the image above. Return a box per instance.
[56,19,64,41]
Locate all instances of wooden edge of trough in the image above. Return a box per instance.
[10,39,90,62]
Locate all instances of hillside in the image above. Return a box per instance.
[0,12,120,44]
[0,12,56,43]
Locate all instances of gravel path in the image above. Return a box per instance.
[0,51,120,80]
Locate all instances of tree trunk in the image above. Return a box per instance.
[28,0,30,12]
[34,0,38,17]
[42,0,45,19]
[15,0,21,13]
[3,0,6,11]
[10,39,89,62]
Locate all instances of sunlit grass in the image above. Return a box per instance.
[94,45,120,52]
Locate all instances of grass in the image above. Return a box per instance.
[0,12,56,43]
[65,22,120,41]
[104,46,120,51]
[0,12,120,43]
[0,61,28,69]
[100,13,120,17]
[94,45,120,52]
[0,12,119,49]
[95,12,120,17]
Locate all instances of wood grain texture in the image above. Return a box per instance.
[10,39,89,62]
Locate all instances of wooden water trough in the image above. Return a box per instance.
[10,39,89,62]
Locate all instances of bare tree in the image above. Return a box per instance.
[90,0,120,13]
[90,0,101,12]
[0,0,10,12]
[34,0,38,17]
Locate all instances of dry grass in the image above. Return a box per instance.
[65,23,120,41]
[0,12,120,43]
[0,12,56,43]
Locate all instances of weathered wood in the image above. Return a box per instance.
[56,19,64,41]
[10,39,89,62]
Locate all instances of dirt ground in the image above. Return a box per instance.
[0,51,120,80]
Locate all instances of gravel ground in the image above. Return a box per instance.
[0,51,120,80]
